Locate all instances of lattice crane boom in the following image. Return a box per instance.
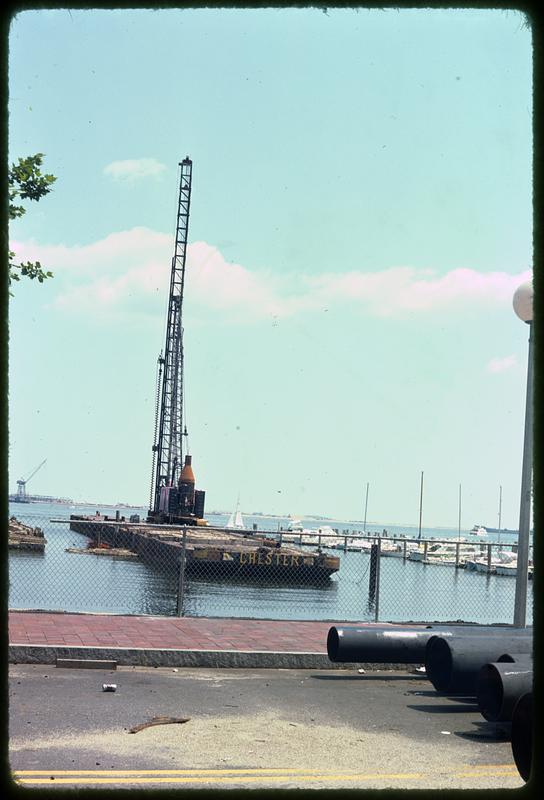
[150,158,193,515]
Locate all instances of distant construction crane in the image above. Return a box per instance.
[148,157,206,525]
[16,459,47,502]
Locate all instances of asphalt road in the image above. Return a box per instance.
[9,663,523,790]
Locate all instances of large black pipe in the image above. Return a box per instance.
[425,634,533,694]
[326,624,530,665]
[511,692,532,782]
[497,652,533,663]
[476,658,533,721]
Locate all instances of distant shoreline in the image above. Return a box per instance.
[8,497,523,534]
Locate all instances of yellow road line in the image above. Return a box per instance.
[13,764,521,786]
[464,764,519,769]
[456,768,519,777]
[15,763,518,777]
[16,768,312,776]
[15,773,423,785]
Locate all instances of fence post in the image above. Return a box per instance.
[487,543,492,573]
[369,540,381,621]
[375,538,381,622]
[176,529,187,616]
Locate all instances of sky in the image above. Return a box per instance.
[7,7,533,529]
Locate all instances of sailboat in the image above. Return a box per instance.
[226,497,245,530]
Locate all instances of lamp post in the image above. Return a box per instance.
[512,280,533,628]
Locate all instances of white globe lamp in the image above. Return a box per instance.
[512,280,533,323]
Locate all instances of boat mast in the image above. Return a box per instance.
[457,483,462,540]
[418,471,424,540]
[151,158,193,513]
[498,484,502,545]
[363,482,369,533]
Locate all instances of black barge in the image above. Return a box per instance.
[69,515,340,584]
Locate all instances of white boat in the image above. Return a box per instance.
[495,562,517,576]
[315,525,344,548]
[464,547,524,574]
[464,556,495,573]
[409,541,480,565]
[490,550,519,576]
[341,536,373,552]
[226,499,245,530]
[298,525,342,546]
[381,539,417,558]
[280,519,304,541]
[380,542,405,557]
[469,524,488,536]
[333,536,405,555]
[281,519,320,544]
[495,558,534,578]
[494,553,517,575]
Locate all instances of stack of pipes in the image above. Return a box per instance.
[327,624,533,782]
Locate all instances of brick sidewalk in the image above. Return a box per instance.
[8,610,341,653]
[10,610,402,669]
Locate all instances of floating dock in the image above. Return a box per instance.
[65,545,139,560]
[8,517,47,552]
[68,515,340,584]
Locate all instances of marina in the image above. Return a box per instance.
[7,500,532,626]
[65,512,528,580]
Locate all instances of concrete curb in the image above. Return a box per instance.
[8,644,417,671]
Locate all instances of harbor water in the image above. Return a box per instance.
[8,501,532,625]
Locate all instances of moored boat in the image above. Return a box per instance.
[469,524,488,536]
[341,536,373,552]
[409,541,481,565]
[226,501,245,530]
[281,519,337,546]
[315,525,344,548]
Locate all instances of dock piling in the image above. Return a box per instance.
[176,529,187,616]
[369,540,381,621]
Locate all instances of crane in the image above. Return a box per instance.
[16,458,47,502]
[147,157,206,525]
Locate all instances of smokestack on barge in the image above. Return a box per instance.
[151,453,206,526]
[178,455,196,511]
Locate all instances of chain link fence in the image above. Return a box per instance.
[8,512,531,625]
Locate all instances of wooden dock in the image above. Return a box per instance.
[69,515,340,584]
[8,517,47,552]
[65,546,139,560]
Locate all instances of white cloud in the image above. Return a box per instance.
[11,228,170,277]
[10,228,533,324]
[103,158,166,181]
[306,267,533,317]
[486,355,518,373]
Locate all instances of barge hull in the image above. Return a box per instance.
[69,517,339,584]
